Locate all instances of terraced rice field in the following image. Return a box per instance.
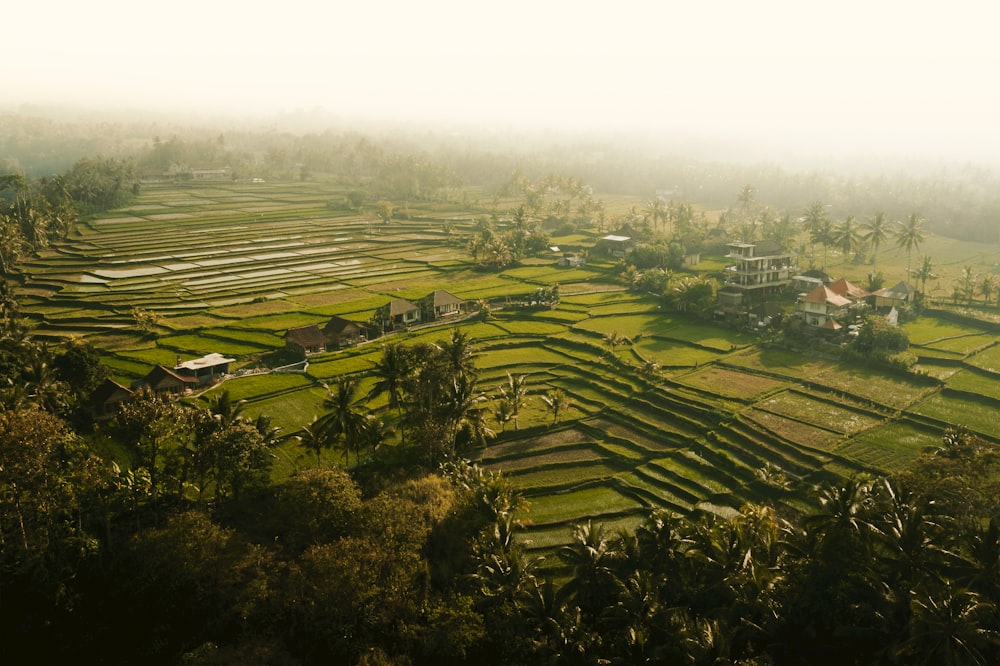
[17,180,1000,553]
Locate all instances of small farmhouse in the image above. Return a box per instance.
[423,290,464,320]
[872,281,915,309]
[90,378,133,420]
[559,252,586,267]
[175,353,235,385]
[285,325,328,356]
[376,299,421,331]
[132,365,198,396]
[599,234,633,258]
[323,316,366,348]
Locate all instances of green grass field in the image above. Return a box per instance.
[17,180,1000,552]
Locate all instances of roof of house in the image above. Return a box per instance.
[389,299,419,316]
[800,285,852,307]
[323,316,362,336]
[820,318,843,331]
[798,269,833,282]
[753,239,786,256]
[828,277,869,300]
[91,378,133,405]
[141,365,198,389]
[175,352,235,371]
[873,281,915,299]
[431,290,463,307]
[601,234,632,242]
[285,324,328,348]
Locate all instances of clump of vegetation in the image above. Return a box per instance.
[843,314,916,370]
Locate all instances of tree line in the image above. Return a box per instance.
[0,157,139,274]
[6,109,1000,242]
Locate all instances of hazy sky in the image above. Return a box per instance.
[5,0,999,162]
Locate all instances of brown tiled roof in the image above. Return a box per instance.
[800,285,852,307]
[828,277,869,300]
[323,316,362,337]
[285,325,327,348]
[142,365,198,389]
[90,378,133,405]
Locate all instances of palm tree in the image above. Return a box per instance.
[864,211,891,272]
[957,265,979,305]
[811,218,835,269]
[602,330,630,357]
[494,399,514,432]
[897,586,999,665]
[978,273,997,305]
[895,213,927,279]
[440,328,477,380]
[442,372,494,451]
[207,389,247,427]
[832,214,862,271]
[369,342,410,418]
[540,388,572,425]
[911,255,937,306]
[359,414,392,458]
[497,372,529,430]
[557,520,625,616]
[801,201,828,265]
[294,419,328,464]
[638,359,661,380]
[316,377,366,464]
[644,198,668,234]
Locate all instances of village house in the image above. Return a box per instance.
[131,364,199,396]
[871,281,915,309]
[422,290,464,320]
[174,353,235,385]
[285,325,328,356]
[377,298,421,331]
[796,284,852,329]
[90,378,133,420]
[599,234,633,258]
[323,316,366,348]
[828,277,870,301]
[558,252,586,268]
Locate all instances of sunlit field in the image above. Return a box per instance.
[17,180,1000,551]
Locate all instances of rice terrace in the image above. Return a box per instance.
[17,178,1000,558]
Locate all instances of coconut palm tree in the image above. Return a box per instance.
[978,273,997,306]
[911,255,937,306]
[294,420,327,464]
[369,342,411,418]
[832,214,862,271]
[316,377,366,464]
[540,388,572,425]
[207,389,247,427]
[864,210,891,272]
[497,372,529,430]
[558,520,625,616]
[602,330,630,357]
[895,213,927,279]
[440,328,478,380]
[801,201,828,265]
[896,586,999,665]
